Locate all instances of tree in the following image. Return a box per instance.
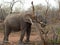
[3,0,23,14]
[0,8,7,21]
[45,0,50,19]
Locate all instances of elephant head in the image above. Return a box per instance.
[24,13,47,28]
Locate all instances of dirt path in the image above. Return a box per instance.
[0,32,60,45]
[0,32,41,45]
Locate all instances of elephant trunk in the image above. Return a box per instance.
[31,1,35,18]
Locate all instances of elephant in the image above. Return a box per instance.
[3,13,47,44]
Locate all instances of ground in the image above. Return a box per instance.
[0,23,60,45]
[0,32,42,45]
[0,32,60,45]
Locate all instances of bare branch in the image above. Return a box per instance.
[0,4,3,8]
[45,0,49,19]
[3,0,23,14]
[4,0,23,5]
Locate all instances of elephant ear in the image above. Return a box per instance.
[24,14,33,24]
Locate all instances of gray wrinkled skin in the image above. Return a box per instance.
[3,14,32,43]
[3,13,47,44]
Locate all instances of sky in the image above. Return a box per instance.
[0,0,59,11]
[23,0,59,10]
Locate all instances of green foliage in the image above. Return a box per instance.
[0,29,3,32]
[56,27,60,34]
[48,39,60,43]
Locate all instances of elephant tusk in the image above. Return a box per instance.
[40,22,44,24]
[40,22,47,26]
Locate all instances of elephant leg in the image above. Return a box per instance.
[25,23,31,42]
[19,23,27,43]
[19,30,26,43]
[3,25,11,43]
